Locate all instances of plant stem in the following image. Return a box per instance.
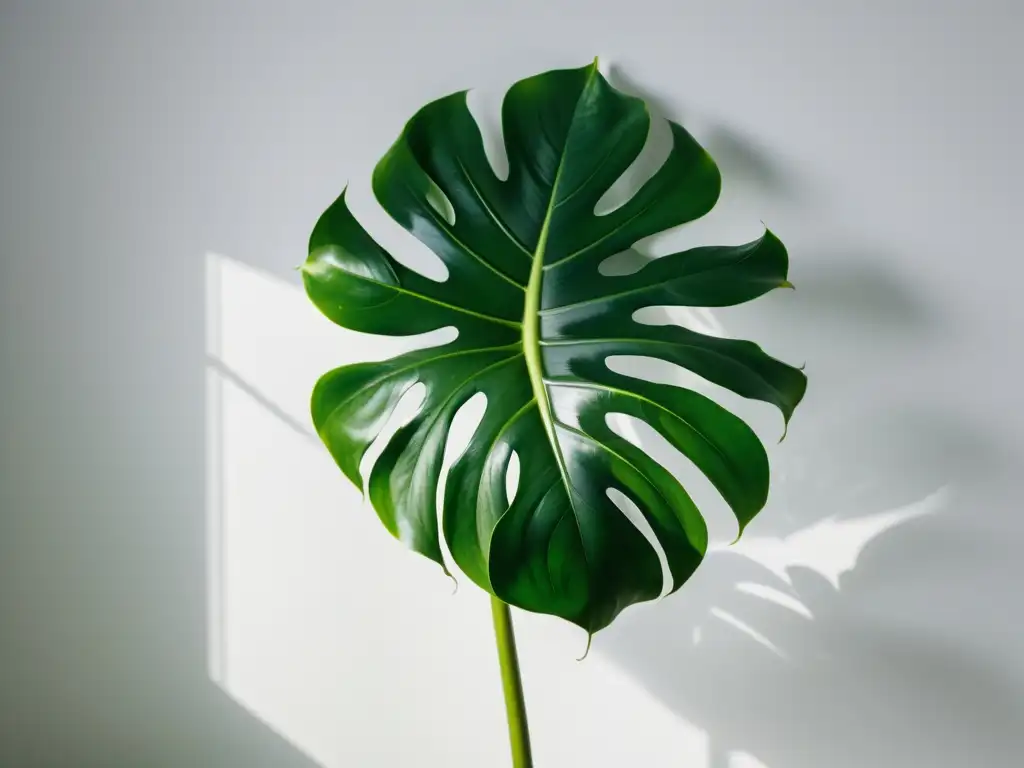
[491,595,533,768]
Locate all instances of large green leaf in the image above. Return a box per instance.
[303,60,806,635]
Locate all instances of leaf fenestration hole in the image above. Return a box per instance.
[359,382,427,493]
[466,87,510,181]
[606,487,671,598]
[440,392,488,477]
[504,449,520,507]
[606,353,710,393]
[606,352,778,443]
[606,411,734,543]
[597,248,656,277]
[435,392,489,574]
[424,178,456,226]
[344,180,449,281]
[593,111,673,217]
[633,203,768,259]
[631,305,727,337]
[357,326,457,364]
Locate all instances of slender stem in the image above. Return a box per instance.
[491,595,533,768]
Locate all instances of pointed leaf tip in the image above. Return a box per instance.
[779,280,795,290]
[729,521,749,546]
[577,632,594,661]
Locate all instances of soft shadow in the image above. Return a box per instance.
[601,396,1024,767]
[207,356,316,440]
[186,686,326,767]
[605,64,678,125]
[702,125,804,204]
[784,254,944,336]
[598,243,1024,764]
[606,64,807,203]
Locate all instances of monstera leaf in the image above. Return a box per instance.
[303,60,806,636]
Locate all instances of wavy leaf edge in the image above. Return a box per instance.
[302,58,807,635]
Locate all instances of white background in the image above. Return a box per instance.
[2,2,1023,766]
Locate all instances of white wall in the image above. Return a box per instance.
[2,1,1022,766]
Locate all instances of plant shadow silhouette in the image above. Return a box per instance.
[601,402,1023,767]
[596,236,1024,765]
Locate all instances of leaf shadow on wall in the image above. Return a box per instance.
[607,64,809,206]
[602,398,1024,768]
[594,73,1024,767]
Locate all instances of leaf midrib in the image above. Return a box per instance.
[521,61,601,575]
[522,178,565,464]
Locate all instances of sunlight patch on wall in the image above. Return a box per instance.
[719,487,948,590]
[730,751,771,768]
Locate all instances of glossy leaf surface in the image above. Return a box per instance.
[303,61,806,634]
